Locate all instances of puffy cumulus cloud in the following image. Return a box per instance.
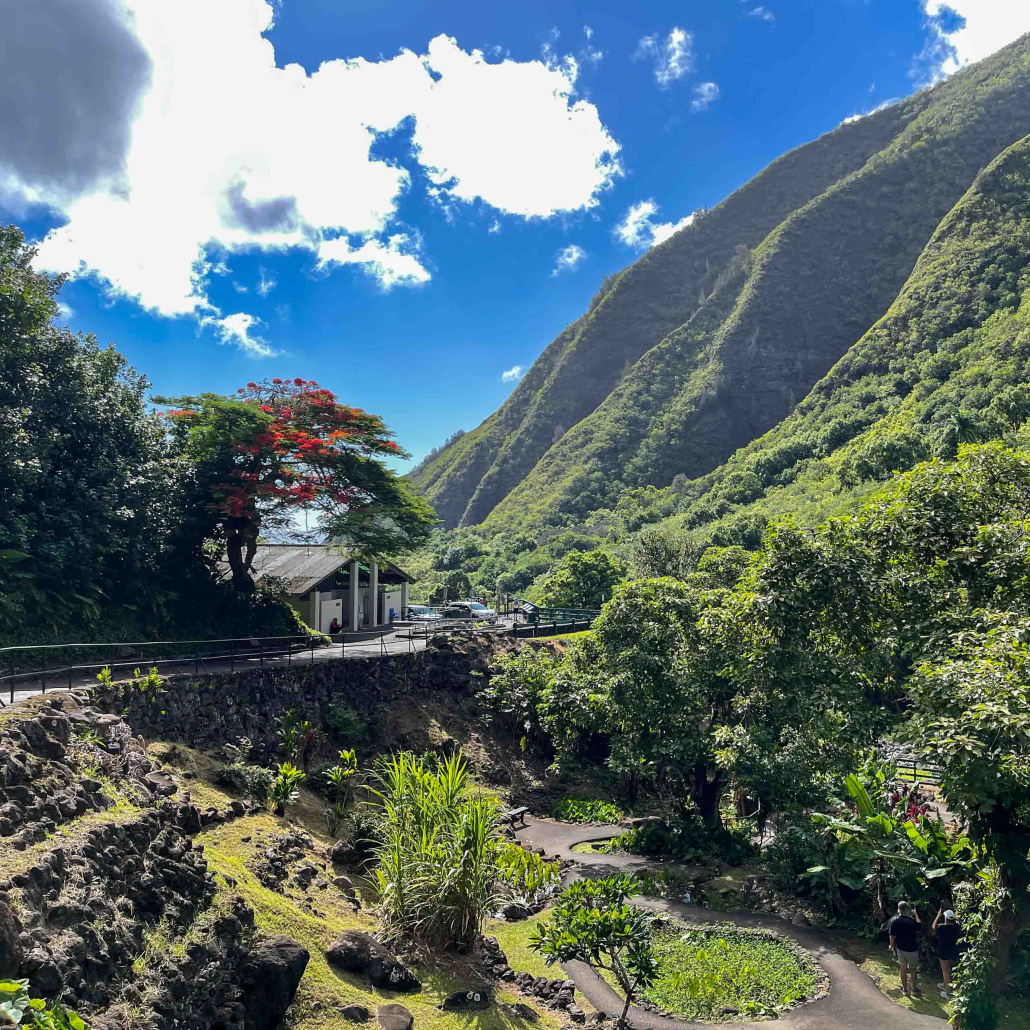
[55,301,74,321]
[501,364,524,383]
[318,233,430,289]
[28,0,619,341]
[616,200,694,249]
[412,36,618,218]
[552,243,586,276]
[691,82,720,111]
[633,28,693,88]
[918,2,1030,80]
[0,0,152,208]
[206,312,279,359]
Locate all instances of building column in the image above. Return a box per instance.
[401,581,409,615]
[370,561,379,626]
[312,587,320,633]
[348,560,359,631]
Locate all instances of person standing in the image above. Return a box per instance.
[888,901,922,997]
[932,907,961,995]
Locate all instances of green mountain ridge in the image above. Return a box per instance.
[411,34,1030,546]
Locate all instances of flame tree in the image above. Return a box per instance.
[159,378,435,591]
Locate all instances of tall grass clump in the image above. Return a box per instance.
[370,752,501,950]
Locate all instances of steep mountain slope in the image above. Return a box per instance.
[411,98,916,527]
[659,127,1030,548]
[412,34,1030,534]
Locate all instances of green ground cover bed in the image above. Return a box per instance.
[550,795,622,823]
[641,924,817,1021]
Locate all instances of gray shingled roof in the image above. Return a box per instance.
[219,544,412,593]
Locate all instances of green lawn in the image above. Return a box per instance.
[847,937,1029,1028]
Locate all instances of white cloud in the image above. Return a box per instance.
[691,82,720,111]
[584,25,593,41]
[501,364,524,383]
[633,28,694,88]
[257,268,276,296]
[840,98,900,125]
[55,301,74,321]
[488,220,501,234]
[206,312,279,358]
[650,214,695,246]
[232,280,249,293]
[616,199,695,249]
[318,233,431,289]
[918,2,1030,80]
[552,244,586,276]
[25,2,619,334]
[746,7,775,22]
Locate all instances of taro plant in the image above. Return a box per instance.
[322,749,360,838]
[529,874,657,1025]
[269,762,305,815]
[0,979,87,1029]
[276,709,304,763]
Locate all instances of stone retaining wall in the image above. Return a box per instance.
[94,635,501,753]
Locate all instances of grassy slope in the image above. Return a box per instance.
[478,35,1030,534]
[411,95,917,528]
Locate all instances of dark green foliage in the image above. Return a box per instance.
[216,762,273,801]
[549,795,622,824]
[537,549,625,608]
[0,225,176,638]
[325,703,368,742]
[618,817,757,867]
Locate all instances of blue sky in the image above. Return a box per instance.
[3,1,1026,467]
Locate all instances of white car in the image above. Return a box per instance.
[441,601,498,623]
[404,604,443,622]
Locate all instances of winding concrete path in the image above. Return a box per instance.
[515,816,944,1030]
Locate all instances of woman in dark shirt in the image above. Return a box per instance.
[932,906,961,995]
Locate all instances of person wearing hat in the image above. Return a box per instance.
[888,900,922,996]
[932,906,961,995]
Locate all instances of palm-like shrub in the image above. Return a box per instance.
[269,762,305,815]
[370,752,501,950]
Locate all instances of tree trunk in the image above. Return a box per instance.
[987,892,1030,998]
[694,763,724,831]
[226,529,256,593]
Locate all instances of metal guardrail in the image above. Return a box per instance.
[0,616,506,707]
[511,618,594,639]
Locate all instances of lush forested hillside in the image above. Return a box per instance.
[410,34,1030,545]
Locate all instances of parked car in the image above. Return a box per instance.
[441,601,498,624]
[403,604,443,622]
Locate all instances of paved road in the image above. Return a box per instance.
[515,817,943,1030]
[0,620,517,707]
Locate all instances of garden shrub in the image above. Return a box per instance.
[326,702,367,741]
[216,762,273,801]
[550,795,622,824]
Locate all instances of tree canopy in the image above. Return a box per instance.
[160,378,435,591]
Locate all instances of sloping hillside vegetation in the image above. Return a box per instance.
[410,33,1030,539]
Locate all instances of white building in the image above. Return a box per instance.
[226,544,413,634]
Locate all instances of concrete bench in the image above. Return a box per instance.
[506,806,529,827]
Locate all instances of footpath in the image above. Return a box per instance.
[517,817,944,1030]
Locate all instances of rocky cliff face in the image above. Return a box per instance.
[0,694,304,1030]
